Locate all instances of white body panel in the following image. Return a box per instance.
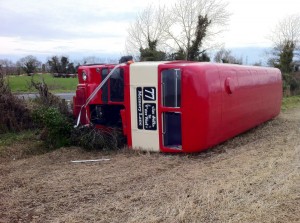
[129,62,165,151]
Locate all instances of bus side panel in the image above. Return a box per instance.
[219,65,282,143]
[219,66,243,141]
[178,63,281,153]
[176,64,222,153]
[123,65,132,147]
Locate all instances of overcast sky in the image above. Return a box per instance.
[0,0,300,63]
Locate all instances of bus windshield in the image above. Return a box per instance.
[101,68,124,102]
[162,69,181,107]
[110,68,124,102]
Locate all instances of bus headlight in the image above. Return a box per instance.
[82,71,87,81]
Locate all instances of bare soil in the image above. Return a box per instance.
[0,108,300,223]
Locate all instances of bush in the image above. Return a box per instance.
[32,106,125,150]
[32,107,72,148]
[282,72,300,96]
[71,125,125,151]
[290,77,300,92]
[1,74,125,151]
[0,70,33,133]
[30,78,70,115]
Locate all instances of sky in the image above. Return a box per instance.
[0,0,300,64]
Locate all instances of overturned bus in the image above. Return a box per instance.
[73,61,282,153]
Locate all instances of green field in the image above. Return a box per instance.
[6,74,300,108]
[281,95,300,110]
[0,130,35,147]
[6,73,78,93]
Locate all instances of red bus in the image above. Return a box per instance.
[73,61,282,153]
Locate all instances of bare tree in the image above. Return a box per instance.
[82,56,108,64]
[270,14,300,51]
[18,55,41,75]
[214,47,243,64]
[268,14,300,72]
[165,0,230,59]
[125,5,169,57]
[0,59,17,75]
[126,0,230,60]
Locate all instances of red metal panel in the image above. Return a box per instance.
[122,64,132,147]
[73,87,88,124]
[218,64,281,145]
[181,63,222,152]
[157,62,282,153]
[73,87,85,117]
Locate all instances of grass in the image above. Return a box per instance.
[0,130,49,159]
[0,130,35,147]
[281,95,300,111]
[0,107,299,222]
[6,73,78,93]
[0,130,36,156]
[0,89,299,222]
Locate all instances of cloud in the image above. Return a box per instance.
[0,0,141,40]
[0,0,148,59]
[1,0,299,62]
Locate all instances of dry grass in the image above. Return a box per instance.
[0,108,299,223]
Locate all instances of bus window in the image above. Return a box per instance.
[162,69,181,107]
[110,68,124,102]
[163,112,182,149]
[101,68,108,103]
